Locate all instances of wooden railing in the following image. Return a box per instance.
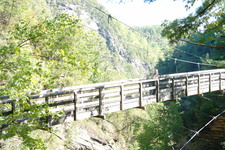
[1,69,225,124]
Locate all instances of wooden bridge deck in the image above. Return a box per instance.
[1,69,225,124]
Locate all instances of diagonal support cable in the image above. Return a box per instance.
[180,110,225,150]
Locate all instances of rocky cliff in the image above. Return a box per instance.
[55,0,155,79]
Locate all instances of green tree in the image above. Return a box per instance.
[0,13,104,149]
[160,0,225,49]
[137,102,183,150]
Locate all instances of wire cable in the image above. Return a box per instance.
[172,47,203,59]
[81,0,213,60]
[180,110,225,150]
[81,0,151,38]
[32,0,218,68]
[79,0,217,67]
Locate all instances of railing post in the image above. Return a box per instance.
[219,72,222,90]
[198,74,201,95]
[45,96,49,104]
[11,101,16,114]
[209,73,212,92]
[73,92,78,121]
[120,85,124,110]
[156,80,160,102]
[171,78,175,100]
[185,76,188,96]
[139,82,143,107]
[98,87,105,119]
[45,96,51,127]
[137,82,145,110]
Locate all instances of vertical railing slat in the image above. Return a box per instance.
[120,85,124,110]
[11,102,16,114]
[171,78,175,100]
[139,82,143,107]
[209,73,212,92]
[98,87,104,118]
[198,74,201,95]
[219,72,222,90]
[73,92,78,121]
[185,76,188,96]
[156,80,160,102]
[45,96,51,127]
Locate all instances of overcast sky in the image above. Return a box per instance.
[97,0,201,26]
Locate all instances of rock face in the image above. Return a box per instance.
[52,119,127,150]
[0,119,127,150]
[56,1,152,78]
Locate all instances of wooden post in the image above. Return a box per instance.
[185,76,188,96]
[73,92,78,121]
[137,82,145,110]
[139,83,143,106]
[120,85,124,110]
[44,96,51,127]
[209,73,212,92]
[219,72,222,90]
[156,80,160,102]
[45,96,49,104]
[98,87,105,119]
[11,102,16,114]
[198,74,201,95]
[171,78,175,100]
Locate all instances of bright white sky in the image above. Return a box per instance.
[98,0,201,26]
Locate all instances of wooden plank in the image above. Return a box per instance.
[104,105,121,113]
[104,101,120,108]
[103,88,120,94]
[124,85,139,90]
[104,92,120,98]
[76,110,99,120]
[142,86,156,91]
[50,95,74,103]
[159,88,172,93]
[123,89,139,95]
[78,91,99,98]
[143,96,157,105]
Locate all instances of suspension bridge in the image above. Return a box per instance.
[1,68,225,125]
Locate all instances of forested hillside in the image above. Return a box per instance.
[0,0,225,149]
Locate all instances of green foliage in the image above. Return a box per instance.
[161,0,225,45]
[136,102,183,150]
[178,92,225,149]
[106,102,183,150]
[181,92,225,129]
[0,12,107,149]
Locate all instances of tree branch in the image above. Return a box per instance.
[17,35,40,47]
[180,39,225,49]
[195,0,216,18]
[7,0,16,26]
[116,120,135,132]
